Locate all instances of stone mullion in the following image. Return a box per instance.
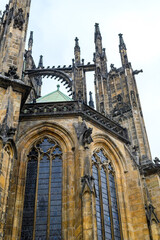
[32,151,40,240]
[47,154,52,240]
[111,170,124,240]
[98,167,105,240]
[106,169,115,240]
[62,151,67,240]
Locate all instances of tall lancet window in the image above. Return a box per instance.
[92,149,121,240]
[21,137,62,240]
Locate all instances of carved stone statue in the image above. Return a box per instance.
[13,8,25,31]
[74,120,93,148]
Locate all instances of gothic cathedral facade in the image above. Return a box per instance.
[0,0,160,239]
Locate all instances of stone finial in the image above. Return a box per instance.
[89,91,94,108]
[57,85,60,91]
[94,23,102,42]
[38,55,43,68]
[28,31,33,52]
[118,33,126,50]
[75,37,79,47]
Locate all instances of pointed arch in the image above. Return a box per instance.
[92,133,129,174]
[92,148,122,239]
[12,122,75,239]
[91,133,134,240]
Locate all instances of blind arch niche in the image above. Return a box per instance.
[21,137,62,240]
[92,149,122,240]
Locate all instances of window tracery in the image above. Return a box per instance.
[92,149,121,240]
[21,137,62,240]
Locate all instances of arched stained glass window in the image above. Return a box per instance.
[92,149,121,240]
[21,137,62,240]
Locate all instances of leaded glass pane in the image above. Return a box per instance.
[50,155,62,239]
[21,138,62,240]
[92,150,121,240]
[109,173,121,239]
[97,150,108,163]
[39,138,55,153]
[21,157,38,239]
[92,165,102,239]
[101,168,112,240]
[35,155,49,238]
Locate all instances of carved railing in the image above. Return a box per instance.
[20,101,129,143]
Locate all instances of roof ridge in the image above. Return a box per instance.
[58,90,71,100]
[37,89,58,100]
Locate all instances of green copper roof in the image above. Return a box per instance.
[37,85,72,103]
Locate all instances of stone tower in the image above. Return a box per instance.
[0,1,160,240]
[106,33,152,164]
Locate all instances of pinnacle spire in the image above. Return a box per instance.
[75,37,80,48]
[118,33,129,67]
[89,91,94,108]
[74,37,81,65]
[119,33,126,51]
[38,55,43,68]
[28,31,33,52]
[94,23,102,42]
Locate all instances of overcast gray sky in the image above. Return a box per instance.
[0,0,160,159]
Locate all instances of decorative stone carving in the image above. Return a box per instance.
[132,145,140,165]
[81,175,95,195]
[5,66,19,79]
[74,120,93,148]
[77,90,83,102]
[110,64,117,71]
[112,94,131,117]
[13,8,25,31]
[133,69,143,75]
[131,90,137,107]
[139,161,160,176]
[153,157,160,165]
[8,7,13,25]
[145,203,159,227]
[82,127,93,146]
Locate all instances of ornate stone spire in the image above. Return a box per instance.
[0,0,32,78]
[118,33,129,67]
[28,31,33,53]
[38,55,43,68]
[119,33,126,50]
[94,23,102,42]
[74,37,81,65]
[89,91,94,108]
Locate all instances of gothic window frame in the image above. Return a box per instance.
[21,136,63,240]
[92,148,123,240]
